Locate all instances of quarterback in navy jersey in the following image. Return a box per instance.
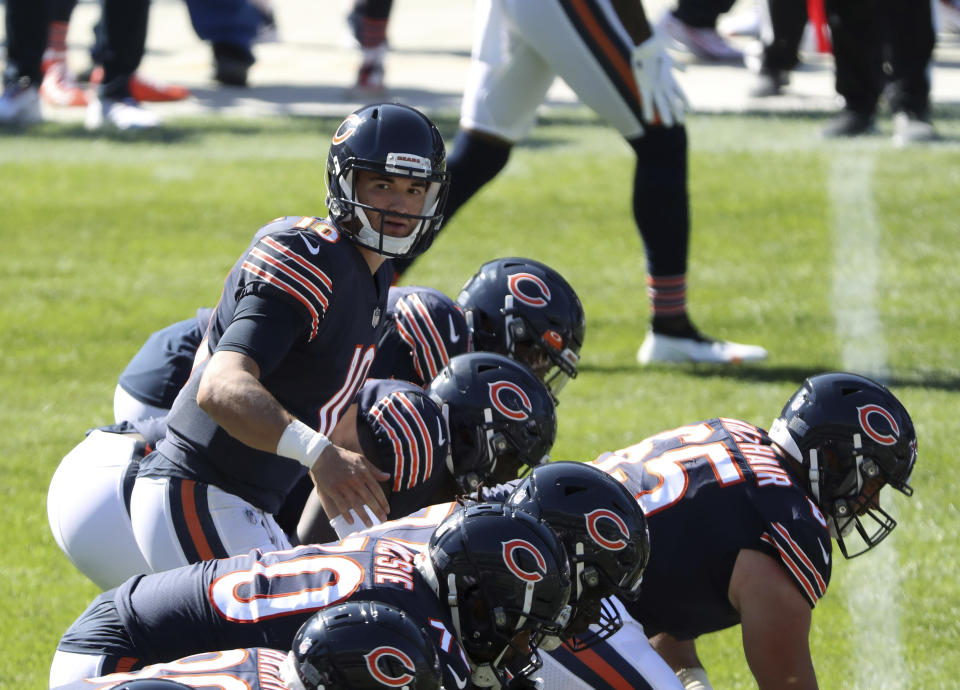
[128,103,451,575]
[51,502,573,690]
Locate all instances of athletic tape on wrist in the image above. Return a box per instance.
[277,419,330,468]
[676,667,713,690]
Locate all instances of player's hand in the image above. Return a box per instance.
[310,444,390,527]
[630,34,688,127]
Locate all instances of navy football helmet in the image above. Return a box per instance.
[282,600,441,690]
[769,372,917,558]
[422,502,571,687]
[457,257,585,397]
[369,286,472,386]
[426,352,557,492]
[507,462,650,650]
[325,103,450,259]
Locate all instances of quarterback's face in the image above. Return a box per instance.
[355,170,428,238]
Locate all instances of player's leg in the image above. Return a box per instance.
[347,0,394,91]
[130,474,292,571]
[504,0,767,364]
[47,429,151,590]
[50,592,140,687]
[391,0,553,279]
[887,0,936,143]
[86,0,159,129]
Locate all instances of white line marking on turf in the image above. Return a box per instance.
[829,154,905,689]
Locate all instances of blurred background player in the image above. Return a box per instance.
[821,0,937,145]
[656,0,743,62]
[390,0,768,365]
[51,601,442,689]
[39,0,190,109]
[346,0,393,93]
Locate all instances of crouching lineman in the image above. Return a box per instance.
[51,600,442,689]
[49,501,572,689]
[581,372,917,689]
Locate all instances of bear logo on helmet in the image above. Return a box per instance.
[857,404,900,446]
[502,539,547,583]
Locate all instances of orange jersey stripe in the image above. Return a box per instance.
[181,480,216,561]
[572,646,634,690]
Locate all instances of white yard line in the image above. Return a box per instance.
[829,154,906,689]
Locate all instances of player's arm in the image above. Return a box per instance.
[728,548,818,690]
[199,350,389,524]
[649,633,713,689]
[197,293,389,525]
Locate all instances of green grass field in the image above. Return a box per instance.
[2,108,959,688]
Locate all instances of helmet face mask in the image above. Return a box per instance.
[325,104,450,259]
[769,372,918,558]
[426,503,572,687]
[458,258,585,399]
[427,353,557,492]
[507,462,650,651]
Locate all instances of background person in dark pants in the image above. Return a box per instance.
[83,0,161,130]
[0,0,50,124]
[822,0,937,144]
[748,0,809,97]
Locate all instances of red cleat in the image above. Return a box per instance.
[40,60,89,107]
[90,67,190,102]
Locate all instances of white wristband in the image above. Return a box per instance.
[676,667,713,690]
[276,419,331,468]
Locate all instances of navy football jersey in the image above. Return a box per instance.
[294,378,456,545]
[117,307,214,410]
[592,417,832,640]
[368,286,471,387]
[52,647,288,689]
[143,216,391,513]
[356,379,455,519]
[57,503,472,690]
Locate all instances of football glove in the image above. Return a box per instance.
[630,34,688,127]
